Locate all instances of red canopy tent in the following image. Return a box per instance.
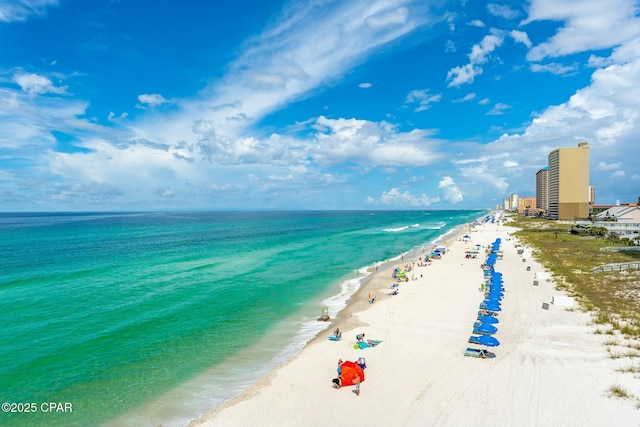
[340,361,365,386]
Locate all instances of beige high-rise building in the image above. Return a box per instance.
[536,167,548,212]
[548,142,590,220]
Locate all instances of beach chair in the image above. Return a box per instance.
[328,332,342,341]
[468,335,482,345]
[464,348,487,358]
[472,328,494,336]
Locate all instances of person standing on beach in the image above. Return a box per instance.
[352,373,361,396]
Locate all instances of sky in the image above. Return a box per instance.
[1,0,639,212]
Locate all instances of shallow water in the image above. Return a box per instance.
[0,210,485,426]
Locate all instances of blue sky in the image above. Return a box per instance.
[1,0,639,211]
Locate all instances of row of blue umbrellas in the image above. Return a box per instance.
[469,238,504,351]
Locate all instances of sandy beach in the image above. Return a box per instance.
[190,218,639,427]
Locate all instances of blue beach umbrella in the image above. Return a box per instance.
[478,315,499,324]
[478,335,500,347]
[473,323,497,335]
[480,302,501,312]
[482,299,501,308]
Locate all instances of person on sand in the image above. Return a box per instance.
[337,359,343,375]
[352,373,361,396]
[333,328,342,339]
[332,376,341,389]
[356,333,365,343]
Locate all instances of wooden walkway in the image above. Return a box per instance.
[592,261,640,273]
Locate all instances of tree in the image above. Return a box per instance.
[606,231,621,245]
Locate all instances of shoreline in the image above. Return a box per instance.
[190,216,639,426]
[184,219,472,423]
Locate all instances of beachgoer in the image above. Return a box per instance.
[337,359,343,375]
[356,333,365,343]
[332,377,341,389]
[357,357,366,369]
[334,328,341,339]
[352,373,361,396]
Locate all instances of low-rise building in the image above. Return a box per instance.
[591,206,640,239]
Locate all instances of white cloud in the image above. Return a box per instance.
[366,6,408,27]
[478,98,490,105]
[530,62,576,75]
[469,32,503,64]
[0,0,58,22]
[525,0,640,61]
[108,111,128,122]
[510,30,532,48]
[446,63,480,87]
[438,176,463,204]
[447,31,504,87]
[405,89,442,112]
[358,82,372,88]
[487,3,520,19]
[137,93,168,107]
[379,187,440,207]
[587,55,609,68]
[13,72,67,95]
[453,93,476,103]
[444,40,456,52]
[468,19,485,28]
[487,103,511,115]
[311,116,442,168]
[598,161,621,170]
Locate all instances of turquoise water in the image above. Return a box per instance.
[0,210,485,426]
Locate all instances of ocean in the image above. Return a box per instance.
[0,210,485,427]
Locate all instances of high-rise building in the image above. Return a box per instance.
[536,167,548,212]
[510,194,519,211]
[547,142,590,220]
[517,196,536,213]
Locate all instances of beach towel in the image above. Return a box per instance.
[354,339,382,349]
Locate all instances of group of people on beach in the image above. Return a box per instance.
[332,358,362,396]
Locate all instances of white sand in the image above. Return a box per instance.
[190,221,639,427]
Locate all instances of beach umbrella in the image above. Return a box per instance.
[473,323,497,335]
[478,315,499,324]
[481,302,501,312]
[482,299,501,307]
[478,335,500,347]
